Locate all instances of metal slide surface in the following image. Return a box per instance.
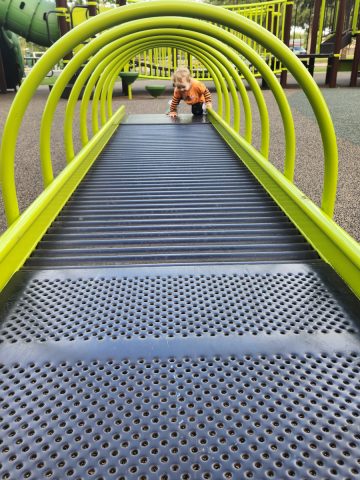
[0,117,359,480]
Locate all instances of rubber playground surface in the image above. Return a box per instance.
[0,73,359,243]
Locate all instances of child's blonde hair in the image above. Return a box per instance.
[172,67,191,84]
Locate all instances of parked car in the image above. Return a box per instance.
[290,45,307,55]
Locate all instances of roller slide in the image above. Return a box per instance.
[1,115,360,479]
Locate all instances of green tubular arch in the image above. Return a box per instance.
[65,36,225,161]
[3,14,274,220]
[107,39,233,127]
[46,11,282,191]
[91,6,321,186]
[44,14,292,193]
[144,37,241,131]
[0,0,337,224]
[102,40,228,122]
[102,39,232,124]
[104,37,237,127]
[92,59,118,134]
[64,29,235,173]
[88,22,269,158]
[61,23,271,178]
[44,22,231,181]
[72,18,287,161]
[78,38,226,149]
[147,42,240,130]
[63,34,227,164]
[65,30,265,164]
[94,39,230,132]
[101,61,122,125]
[69,30,256,155]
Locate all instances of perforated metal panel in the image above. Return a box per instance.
[0,265,358,344]
[1,353,360,480]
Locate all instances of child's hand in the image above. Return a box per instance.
[206,102,212,110]
[167,111,177,118]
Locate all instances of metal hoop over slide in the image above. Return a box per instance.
[0,1,359,296]
[1,0,337,222]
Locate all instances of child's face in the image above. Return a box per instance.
[174,77,191,92]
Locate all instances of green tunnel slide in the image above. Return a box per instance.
[0,0,60,89]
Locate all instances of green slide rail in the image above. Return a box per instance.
[0,0,359,296]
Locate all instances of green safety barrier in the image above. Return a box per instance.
[0,0,359,297]
[129,0,290,80]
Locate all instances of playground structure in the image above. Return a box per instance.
[0,0,292,91]
[292,0,360,87]
[0,0,59,90]
[127,0,291,82]
[0,1,360,477]
[1,0,360,91]
[0,0,115,91]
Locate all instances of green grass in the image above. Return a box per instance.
[40,75,59,86]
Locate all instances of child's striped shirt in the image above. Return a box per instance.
[170,79,212,112]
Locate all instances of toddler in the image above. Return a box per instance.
[168,67,212,118]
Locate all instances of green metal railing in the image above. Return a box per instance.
[292,0,359,54]
[352,0,360,34]
[306,0,360,53]
[130,0,291,79]
[0,0,359,296]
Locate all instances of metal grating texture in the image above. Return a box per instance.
[1,353,360,480]
[25,123,318,268]
[0,264,358,344]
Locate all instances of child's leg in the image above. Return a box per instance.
[191,102,203,116]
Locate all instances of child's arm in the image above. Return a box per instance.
[168,91,181,117]
[204,86,212,109]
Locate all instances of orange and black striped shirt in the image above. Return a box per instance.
[170,79,212,112]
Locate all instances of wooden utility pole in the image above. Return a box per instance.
[87,1,98,17]
[328,0,347,87]
[55,0,72,62]
[308,0,323,76]
[117,0,129,95]
[280,1,293,87]
[350,11,360,87]
[350,34,360,86]
[55,0,70,37]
